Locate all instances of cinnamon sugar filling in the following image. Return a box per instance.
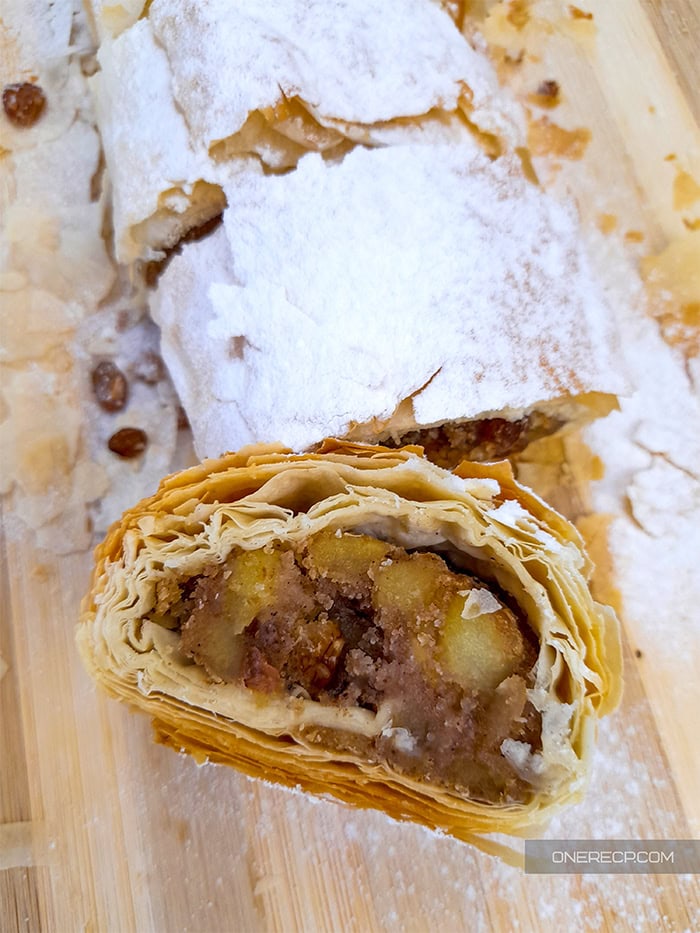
[386,410,564,468]
[160,530,542,804]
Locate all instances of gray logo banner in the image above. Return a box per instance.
[525,840,700,874]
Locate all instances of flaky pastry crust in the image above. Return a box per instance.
[79,441,621,861]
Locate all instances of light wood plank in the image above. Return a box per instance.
[638,0,700,126]
[586,0,700,239]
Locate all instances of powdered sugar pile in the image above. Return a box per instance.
[1,1,113,551]
[151,0,501,131]
[583,257,700,832]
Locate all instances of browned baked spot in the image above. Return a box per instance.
[597,213,618,235]
[641,238,700,360]
[2,82,46,127]
[527,116,591,161]
[506,0,531,30]
[568,5,593,19]
[142,212,224,287]
[651,302,700,358]
[384,411,564,469]
[528,79,561,109]
[163,530,542,804]
[673,168,700,211]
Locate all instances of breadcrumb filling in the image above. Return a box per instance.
[162,530,542,804]
[386,411,564,468]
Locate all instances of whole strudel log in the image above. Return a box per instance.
[79,442,622,858]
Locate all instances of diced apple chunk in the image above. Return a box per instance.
[304,530,391,597]
[180,606,246,682]
[222,548,285,634]
[180,547,287,681]
[372,552,451,619]
[439,592,525,691]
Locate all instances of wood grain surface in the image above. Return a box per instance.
[2,1,700,930]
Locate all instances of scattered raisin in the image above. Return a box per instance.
[3,83,46,128]
[108,427,147,458]
[92,360,128,412]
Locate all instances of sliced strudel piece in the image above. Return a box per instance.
[152,144,625,463]
[79,442,621,856]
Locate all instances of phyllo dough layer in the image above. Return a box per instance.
[79,442,621,854]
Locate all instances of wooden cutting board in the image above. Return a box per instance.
[2,1,699,930]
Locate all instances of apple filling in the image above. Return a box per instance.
[386,411,564,468]
[167,530,542,803]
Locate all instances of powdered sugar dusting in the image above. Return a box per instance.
[584,308,700,837]
[93,0,525,260]
[91,18,213,260]
[0,2,191,551]
[144,691,698,932]
[150,0,498,135]
[153,143,625,457]
[3,0,698,926]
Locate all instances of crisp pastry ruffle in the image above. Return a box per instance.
[79,441,621,860]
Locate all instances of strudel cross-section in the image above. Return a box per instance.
[79,443,621,852]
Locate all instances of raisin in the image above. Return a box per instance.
[108,427,147,458]
[476,416,529,457]
[3,83,46,128]
[92,360,128,412]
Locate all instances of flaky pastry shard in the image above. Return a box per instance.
[79,442,621,860]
